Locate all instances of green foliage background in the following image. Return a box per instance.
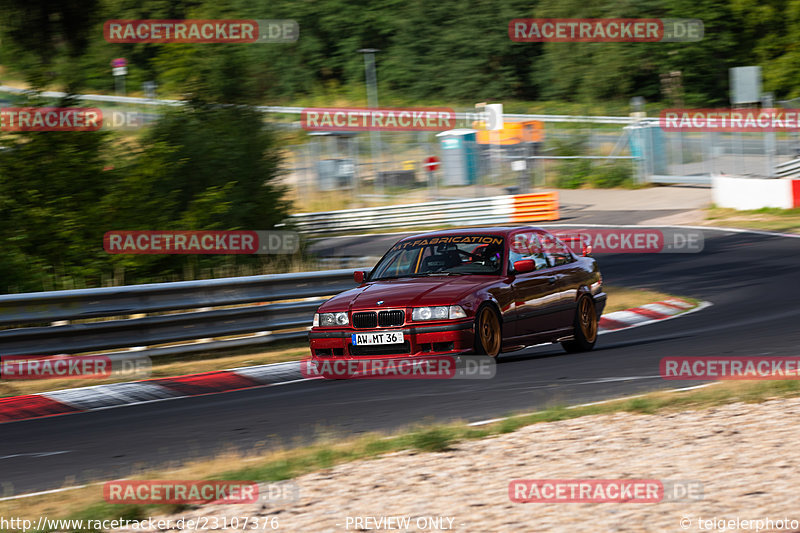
[0,0,798,291]
[1,0,796,104]
[0,101,290,293]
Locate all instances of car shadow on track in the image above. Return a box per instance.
[496,333,688,364]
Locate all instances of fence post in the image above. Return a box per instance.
[763,93,776,177]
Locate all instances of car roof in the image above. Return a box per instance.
[397,226,547,241]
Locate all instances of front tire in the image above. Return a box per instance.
[474,305,502,357]
[561,295,598,353]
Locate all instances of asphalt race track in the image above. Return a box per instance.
[2,228,800,496]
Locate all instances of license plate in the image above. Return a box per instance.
[351,331,404,345]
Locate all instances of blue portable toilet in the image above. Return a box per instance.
[627,123,667,176]
[436,129,479,186]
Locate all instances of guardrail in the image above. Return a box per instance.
[287,192,559,234]
[0,269,362,359]
[774,158,800,178]
[0,86,637,125]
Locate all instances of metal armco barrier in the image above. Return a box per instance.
[774,158,800,178]
[287,192,559,234]
[0,269,362,358]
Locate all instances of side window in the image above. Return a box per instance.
[509,232,549,271]
[540,233,574,266]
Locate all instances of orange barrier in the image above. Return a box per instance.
[510,191,559,223]
[474,120,545,145]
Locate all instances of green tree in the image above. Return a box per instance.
[99,102,291,285]
[382,0,539,101]
[0,0,103,91]
[531,0,745,104]
[0,109,114,291]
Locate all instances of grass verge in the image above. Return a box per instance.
[0,285,690,398]
[601,285,689,314]
[2,379,800,527]
[704,206,800,234]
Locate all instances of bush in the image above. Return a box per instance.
[589,161,635,188]
[548,134,636,189]
[555,159,593,188]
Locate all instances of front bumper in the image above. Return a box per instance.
[309,320,475,359]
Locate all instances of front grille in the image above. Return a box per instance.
[352,312,378,329]
[349,341,411,356]
[378,310,404,327]
[352,310,405,329]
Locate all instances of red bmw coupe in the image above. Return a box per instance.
[309,227,606,359]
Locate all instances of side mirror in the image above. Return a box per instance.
[512,259,536,274]
[582,245,593,257]
[354,271,367,283]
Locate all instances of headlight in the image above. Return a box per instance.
[412,305,467,321]
[318,312,349,327]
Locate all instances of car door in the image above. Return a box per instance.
[508,230,563,338]
[539,231,584,330]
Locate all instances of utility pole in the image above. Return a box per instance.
[358,48,383,196]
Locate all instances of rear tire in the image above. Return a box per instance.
[561,295,598,353]
[474,305,502,357]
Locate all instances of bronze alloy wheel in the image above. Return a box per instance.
[476,306,501,357]
[579,295,598,343]
[561,294,598,353]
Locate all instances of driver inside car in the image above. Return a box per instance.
[479,243,503,271]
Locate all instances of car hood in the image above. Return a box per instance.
[319,276,496,311]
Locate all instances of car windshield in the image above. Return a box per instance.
[370,235,505,280]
